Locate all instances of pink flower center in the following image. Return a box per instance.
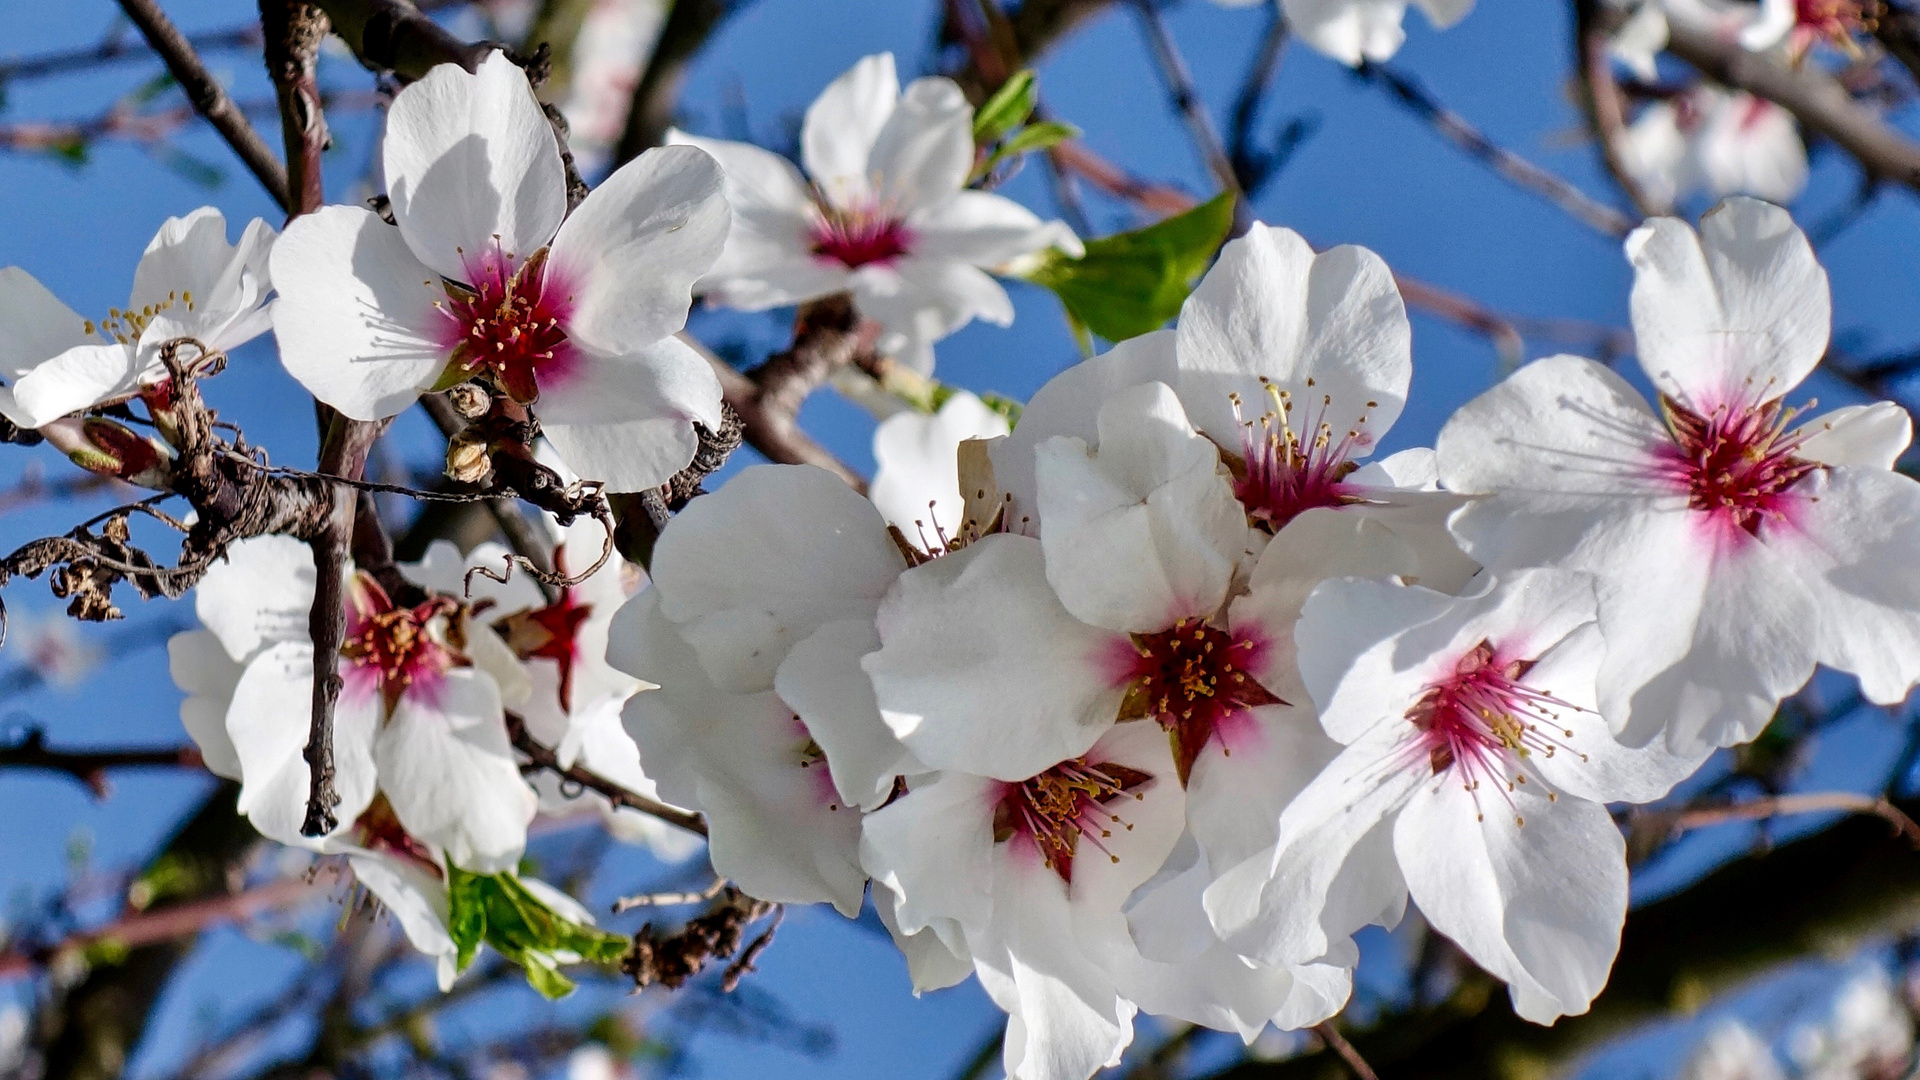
[1230,380,1378,532]
[434,245,577,404]
[1796,0,1876,44]
[1116,618,1282,785]
[341,577,459,715]
[993,758,1151,884]
[1653,395,1816,538]
[1405,640,1586,825]
[352,794,439,875]
[809,203,913,269]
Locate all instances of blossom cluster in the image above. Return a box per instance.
[0,29,1913,1080]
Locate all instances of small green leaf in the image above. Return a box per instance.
[975,119,1081,181]
[972,70,1037,145]
[1025,192,1236,343]
[445,867,629,998]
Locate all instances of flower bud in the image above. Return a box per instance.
[39,417,175,490]
[446,382,492,419]
[445,431,494,485]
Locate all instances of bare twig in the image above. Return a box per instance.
[680,320,870,493]
[506,710,708,836]
[613,877,728,913]
[1129,0,1246,223]
[311,0,491,79]
[1573,0,1659,217]
[259,0,331,218]
[0,728,202,797]
[115,0,293,212]
[611,0,741,165]
[1640,791,1920,847]
[1357,60,1636,239]
[0,876,317,979]
[1227,0,1290,196]
[0,21,263,83]
[1665,21,1920,193]
[1312,1022,1380,1080]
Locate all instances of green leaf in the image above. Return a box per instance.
[446,867,630,999]
[1025,192,1236,343]
[975,119,1081,181]
[972,70,1037,145]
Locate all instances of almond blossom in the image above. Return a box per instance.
[1622,87,1807,211]
[1207,569,1704,1023]
[869,389,1011,534]
[1211,0,1474,66]
[173,534,535,873]
[1437,198,1920,755]
[668,53,1079,373]
[271,51,730,492]
[0,206,273,429]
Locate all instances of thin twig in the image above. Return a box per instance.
[1573,0,1660,217]
[612,877,728,913]
[0,729,203,798]
[1313,1021,1380,1080]
[1357,60,1636,239]
[0,876,318,979]
[1227,0,1289,196]
[506,710,708,836]
[1129,0,1246,224]
[259,0,331,219]
[115,0,293,212]
[1644,791,1920,847]
[0,21,264,83]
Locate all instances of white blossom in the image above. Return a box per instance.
[1437,198,1920,756]
[668,53,1079,373]
[271,50,731,492]
[0,207,273,429]
[1621,87,1807,211]
[1207,0,1474,67]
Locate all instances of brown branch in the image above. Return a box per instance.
[506,710,708,837]
[115,0,292,213]
[417,393,557,585]
[1573,0,1660,217]
[679,328,868,492]
[1664,21,1920,193]
[0,21,264,83]
[611,0,739,166]
[259,1,331,219]
[0,89,379,158]
[0,876,316,980]
[311,0,490,80]
[0,729,203,798]
[1638,791,1920,847]
[1357,60,1636,239]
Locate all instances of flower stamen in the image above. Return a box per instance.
[994,758,1153,884]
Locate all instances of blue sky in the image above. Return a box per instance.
[0,1,1916,1077]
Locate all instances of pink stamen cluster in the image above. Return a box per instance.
[341,577,459,715]
[809,203,913,269]
[435,244,577,404]
[353,795,439,874]
[1404,640,1586,825]
[994,758,1151,884]
[1117,618,1280,785]
[1654,395,1815,538]
[1794,0,1878,49]
[1230,379,1375,532]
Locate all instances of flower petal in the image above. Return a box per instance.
[384,51,566,282]
[802,53,899,206]
[195,534,317,663]
[869,389,1011,533]
[549,144,729,355]
[269,205,448,421]
[1781,467,1920,707]
[1282,0,1409,67]
[871,77,975,215]
[910,191,1074,269]
[8,343,145,428]
[537,337,724,492]
[1175,224,1410,451]
[375,669,533,873]
[865,534,1124,781]
[227,642,379,848]
[1626,197,1828,410]
[168,629,244,780]
[774,618,921,811]
[0,266,98,393]
[1796,401,1912,470]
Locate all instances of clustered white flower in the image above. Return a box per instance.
[5,35,1915,1080]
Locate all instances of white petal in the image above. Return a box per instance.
[128,208,276,354]
[864,534,1123,781]
[1035,381,1248,632]
[666,129,834,302]
[549,144,729,355]
[269,205,448,421]
[538,337,724,492]
[990,330,1180,525]
[650,463,901,692]
[802,53,899,206]
[228,642,379,848]
[1782,468,1920,707]
[0,266,99,401]
[910,191,1073,269]
[348,850,455,962]
[1796,401,1912,470]
[869,389,1010,533]
[1283,0,1410,66]
[871,77,975,215]
[1175,223,1410,451]
[8,343,146,428]
[860,768,1000,935]
[1626,198,1828,411]
[1413,0,1474,27]
[195,534,317,663]
[375,669,533,873]
[384,51,566,282]
[168,629,244,780]
[774,619,921,810]
[1394,779,1625,1023]
[853,256,1014,371]
[870,886,975,993]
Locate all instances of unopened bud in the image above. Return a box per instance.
[40,417,174,489]
[446,382,492,419]
[445,432,493,485]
